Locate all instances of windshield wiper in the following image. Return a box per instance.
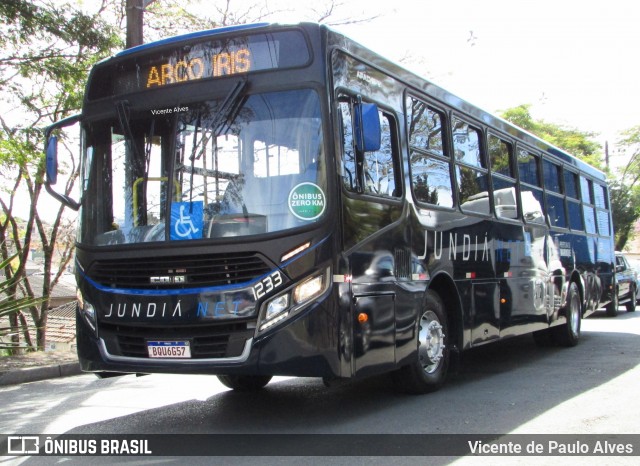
[211,77,249,137]
[186,78,249,205]
[115,100,142,161]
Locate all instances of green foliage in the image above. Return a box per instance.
[500,104,602,169]
[0,254,44,351]
[1,0,122,124]
[611,125,640,250]
[609,180,640,250]
[1,0,122,351]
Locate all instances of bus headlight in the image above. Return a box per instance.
[257,267,330,335]
[293,273,325,304]
[265,294,289,321]
[77,290,97,335]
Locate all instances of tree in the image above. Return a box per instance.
[610,126,640,250]
[500,105,602,169]
[0,0,121,351]
[143,0,381,41]
[0,253,44,352]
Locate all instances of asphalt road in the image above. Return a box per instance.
[1,309,639,465]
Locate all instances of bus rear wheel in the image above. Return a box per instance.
[552,282,581,347]
[392,290,449,394]
[217,374,272,391]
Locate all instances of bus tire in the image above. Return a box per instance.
[392,290,449,394]
[217,374,272,391]
[552,282,581,347]
[606,291,619,317]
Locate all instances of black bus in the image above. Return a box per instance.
[45,22,615,393]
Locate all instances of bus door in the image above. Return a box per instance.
[336,93,405,377]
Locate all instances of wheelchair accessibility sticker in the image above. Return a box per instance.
[171,201,203,240]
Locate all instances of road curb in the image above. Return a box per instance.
[0,362,82,386]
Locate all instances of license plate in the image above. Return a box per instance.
[147,341,191,359]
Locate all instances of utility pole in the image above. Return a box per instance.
[126,0,155,49]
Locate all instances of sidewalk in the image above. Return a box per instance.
[0,352,82,387]
[0,362,81,386]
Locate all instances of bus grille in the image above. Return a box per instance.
[87,252,271,289]
[99,321,254,359]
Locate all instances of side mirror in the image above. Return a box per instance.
[354,102,381,152]
[43,114,82,211]
[46,136,58,185]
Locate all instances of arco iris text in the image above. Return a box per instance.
[146,49,251,88]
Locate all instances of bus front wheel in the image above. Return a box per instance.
[217,374,272,391]
[392,290,449,394]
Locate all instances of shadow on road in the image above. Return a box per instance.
[12,312,640,463]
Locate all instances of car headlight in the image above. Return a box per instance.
[257,267,330,335]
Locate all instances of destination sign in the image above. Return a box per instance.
[146,48,252,88]
[88,30,310,100]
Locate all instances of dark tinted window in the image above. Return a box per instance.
[594,183,608,209]
[407,98,453,208]
[488,135,513,178]
[568,201,583,230]
[340,100,400,198]
[518,149,540,186]
[564,171,579,199]
[543,160,562,193]
[452,118,485,168]
[546,193,566,228]
[580,177,593,204]
[411,155,454,208]
[457,165,490,214]
[407,98,445,157]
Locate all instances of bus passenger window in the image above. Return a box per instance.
[411,155,454,207]
[362,112,399,198]
[489,135,517,219]
[452,118,485,169]
[522,189,544,223]
[583,205,597,234]
[581,177,597,234]
[339,99,400,198]
[518,149,541,186]
[543,160,562,193]
[452,118,489,214]
[517,149,545,224]
[546,194,567,228]
[564,171,579,199]
[407,98,445,156]
[543,160,566,228]
[406,98,453,208]
[339,101,357,191]
[580,176,593,204]
[568,201,584,230]
[593,183,608,209]
[456,165,490,214]
[594,183,611,236]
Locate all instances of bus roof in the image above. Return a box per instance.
[107,22,605,182]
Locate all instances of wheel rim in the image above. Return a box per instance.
[569,292,580,337]
[418,310,445,374]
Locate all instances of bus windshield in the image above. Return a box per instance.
[80,88,326,246]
